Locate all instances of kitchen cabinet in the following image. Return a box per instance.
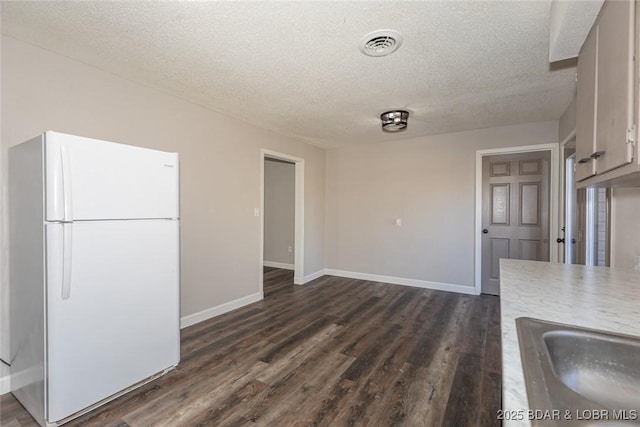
[595,0,635,174]
[576,0,639,187]
[576,25,598,182]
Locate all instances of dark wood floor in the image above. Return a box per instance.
[1,268,501,426]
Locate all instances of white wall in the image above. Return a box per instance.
[264,159,295,266]
[559,95,576,143]
[0,33,5,364]
[325,121,559,290]
[611,187,640,269]
[0,36,326,359]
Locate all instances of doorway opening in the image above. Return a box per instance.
[263,157,295,271]
[583,187,611,266]
[260,150,304,297]
[560,133,611,267]
[475,144,560,295]
[560,134,577,264]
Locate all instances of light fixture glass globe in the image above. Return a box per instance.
[380,110,409,132]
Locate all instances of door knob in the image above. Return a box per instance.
[482,229,488,234]
[556,238,565,243]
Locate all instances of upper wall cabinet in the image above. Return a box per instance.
[576,0,640,187]
[596,0,634,173]
[576,24,598,181]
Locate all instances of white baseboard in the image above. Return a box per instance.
[302,269,325,284]
[0,375,8,395]
[324,269,476,295]
[263,261,295,270]
[1,364,42,394]
[0,363,9,394]
[180,292,263,329]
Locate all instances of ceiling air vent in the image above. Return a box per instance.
[359,30,403,57]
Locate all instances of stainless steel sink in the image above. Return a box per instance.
[516,317,640,426]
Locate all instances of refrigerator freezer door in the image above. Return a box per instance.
[45,220,180,423]
[45,132,179,221]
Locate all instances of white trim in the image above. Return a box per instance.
[610,188,617,267]
[563,153,577,264]
[0,375,8,394]
[0,363,9,394]
[3,364,41,394]
[474,143,560,295]
[263,261,295,270]
[302,269,325,284]
[179,292,262,329]
[260,149,305,293]
[559,128,577,147]
[294,161,305,285]
[559,137,576,263]
[559,132,576,264]
[324,269,476,295]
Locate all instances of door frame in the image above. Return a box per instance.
[559,129,577,264]
[260,149,305,293]
[474,143,560,295]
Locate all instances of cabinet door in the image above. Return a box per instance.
[595,0,634,174]
[576,25,598,181]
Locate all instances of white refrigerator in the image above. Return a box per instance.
[9,131,180,426]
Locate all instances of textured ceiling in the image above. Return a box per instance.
[1,1,577,148]
[549,0,603,62]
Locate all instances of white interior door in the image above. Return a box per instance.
[481,152,551,295]
[45,131,179,221]
[46,220,179,422]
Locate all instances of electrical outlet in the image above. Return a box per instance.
[254,208,260,217]
[635,255,640,271]
[288,246,293,253]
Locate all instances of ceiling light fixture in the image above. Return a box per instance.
[380,110,409,132]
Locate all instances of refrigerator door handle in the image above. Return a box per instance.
[62,224,73,300]
[60,143,74,222]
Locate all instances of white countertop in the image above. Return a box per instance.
[500,259,640,427]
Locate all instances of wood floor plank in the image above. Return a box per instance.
[460,294,491,355]
[1,269,502,426]
[340,323,403,381]
[441,352,483,427]
[483,295,502,374]
[399,298,473,426]
[300,377,357,426]
[230,352,355,427]
[332,288,422,361]
[258,315,340,363]
[336,295,381,326]
[478,371,502,427]
[188,379,268,426]
[129,361,269,427]
[255,323,345,385]
[362,294,469,426]
[329,331,412,425]
[406,292,460,367]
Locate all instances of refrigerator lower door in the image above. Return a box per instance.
[45,220,180,423]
